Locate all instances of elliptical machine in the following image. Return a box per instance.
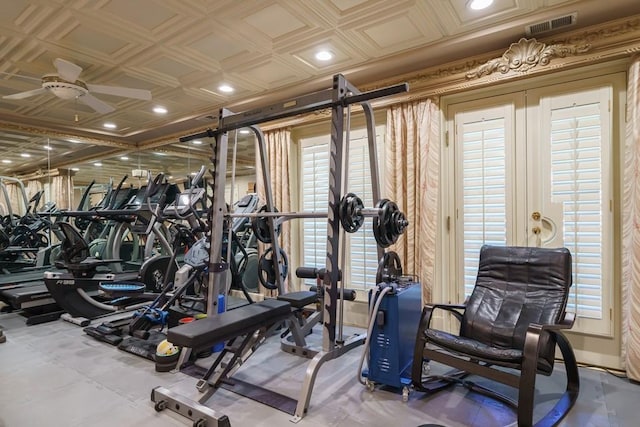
[84,167,212,356]
[43,172,177,320]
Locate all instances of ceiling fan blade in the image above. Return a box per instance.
[78,93,115,114]
[87,84,152,100]
[53,58,83,82]
[3,87,48,100]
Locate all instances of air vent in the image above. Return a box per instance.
[525,12,577,36]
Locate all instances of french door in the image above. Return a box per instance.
[449,75,619,337]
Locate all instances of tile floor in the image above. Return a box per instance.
[0,309,638,427]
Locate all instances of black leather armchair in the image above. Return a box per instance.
[412,245,579,427]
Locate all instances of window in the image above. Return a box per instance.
[300,127,384,289]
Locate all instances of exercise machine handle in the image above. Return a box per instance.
[295,266,324,279]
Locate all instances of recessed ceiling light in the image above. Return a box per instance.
[192,140,203,145]
[71,167,80,171]
[2,159,11,164]
[218,84,234,93]
[120,156,129,161]
[94,162,102,167]
[103,122,117,129]
[21,153,31,158]
[239,129,251,135]
[153,106,168,114]
[468,0,493,10]
[44,145,52,150]
[315,50,333,61]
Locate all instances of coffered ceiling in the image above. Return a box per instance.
[1,0,639,185]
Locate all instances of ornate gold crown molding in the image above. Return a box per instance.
[369,14,640,101]
[465,38,591,79]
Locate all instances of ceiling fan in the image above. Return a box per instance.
[2,58,152,114]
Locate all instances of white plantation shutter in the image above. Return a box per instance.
[457,106,513,297]
[300,129,383,289]
[301,142,329,281]
[544,89,612,329]
[346,136,380,288]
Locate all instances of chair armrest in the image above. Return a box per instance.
[412,302,466,388]
[425,303,466,324]
[528,312,576,333]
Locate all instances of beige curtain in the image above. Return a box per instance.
[622,55,640,381]
[255,128,292,294]
[2,183,26,216]
[385,99,440,303]
[50,174,74,210]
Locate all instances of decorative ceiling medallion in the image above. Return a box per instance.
[466,38,591,79]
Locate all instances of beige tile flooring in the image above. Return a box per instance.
[0,309,637,427]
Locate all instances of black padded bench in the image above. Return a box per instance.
[152,298,294,427]
[277,290,317,309]
[167,298,291,349]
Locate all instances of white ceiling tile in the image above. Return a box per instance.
[0,0,29,25]
[101,0,177,31]
[188,33,247,62]
[60,25,129,55]
[244,4,306,39]
[239,60,300,87]
[363,15,425,50]
[146,56,198,79]
[329,0,370,12]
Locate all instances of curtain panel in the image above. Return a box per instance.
[385,99,440,303]
[51,174,74,210]
[255,128,292,294]
[622,55,640,381]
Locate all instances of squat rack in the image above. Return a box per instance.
[180,73,407,421]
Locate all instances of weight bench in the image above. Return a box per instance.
[278,286,357,359]
[151,298,292,427]
[277,291,320,358]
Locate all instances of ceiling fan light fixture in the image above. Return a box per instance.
[42,75,88,99]
[468,0,493,10]
[103,122,117,129]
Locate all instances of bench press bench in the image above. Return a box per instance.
[152,298,292,427]
[278,284,357,359]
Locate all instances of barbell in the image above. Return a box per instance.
[231,192,408,248]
